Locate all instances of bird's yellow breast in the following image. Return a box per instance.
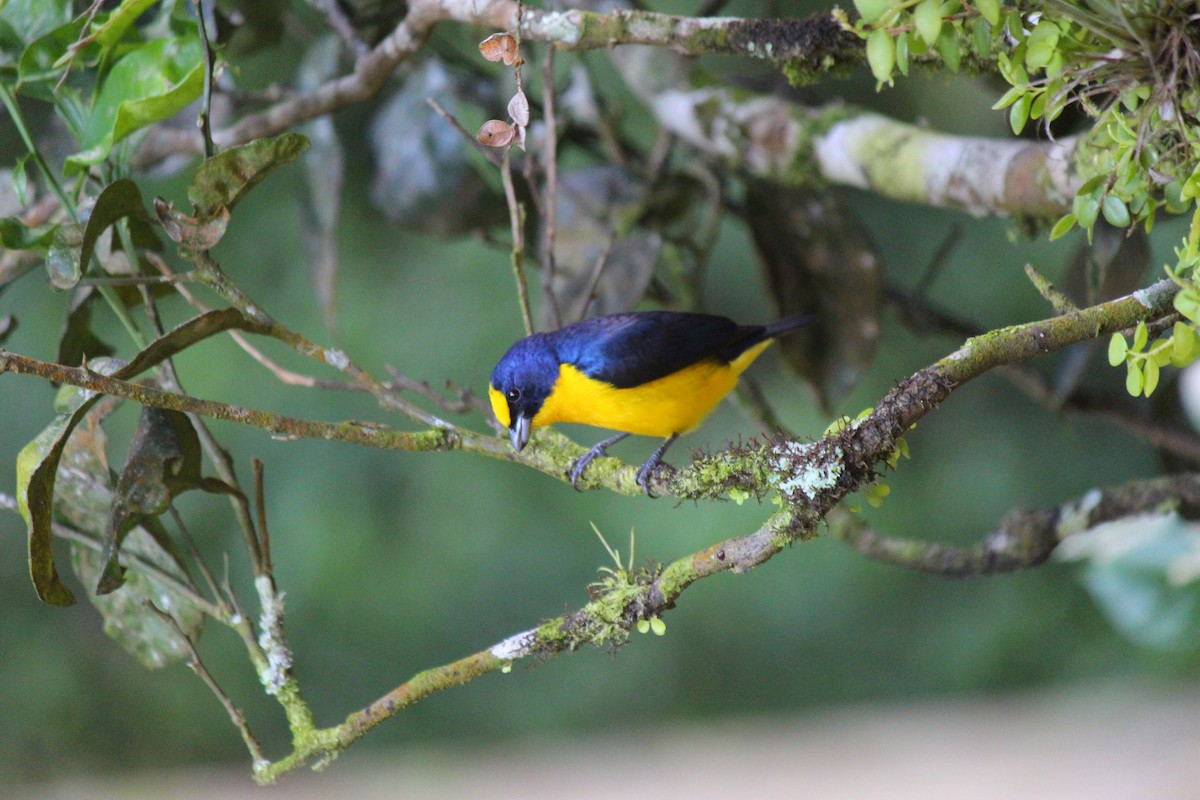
[532,339,773,437]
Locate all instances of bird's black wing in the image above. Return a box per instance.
[551,312,766,389]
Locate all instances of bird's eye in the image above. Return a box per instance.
[506,388,521,402]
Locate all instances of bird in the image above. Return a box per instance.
[488,310,815,494]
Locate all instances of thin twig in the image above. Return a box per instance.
[0,348,469,453]
[171,506,227,612]
[540,46,562,329]
[313,0,370,56]
[194,0,217,158]
[148,601,268,766]
[501,148,535,335]
[570,229,617,323]
[1025,262,1080,314]
[146,253,486,417]
[426,98,504,166]
[913,224,962,298]
[81,274,191,287]
[253,459,273,575]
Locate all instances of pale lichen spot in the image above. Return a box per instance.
[538,11,582,45]
[1057,487,1104,538]
[491,628,536,660]
[255,575,293,695]
[324,348,349,370]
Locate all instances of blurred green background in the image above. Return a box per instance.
[2,0,1198,787]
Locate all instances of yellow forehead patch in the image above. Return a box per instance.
[488,385,511,427]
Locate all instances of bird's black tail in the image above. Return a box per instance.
[763,313,817,340]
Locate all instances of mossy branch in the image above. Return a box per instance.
[119,276,1177,781]
[1,279,1181,506]
[835,473,1200,575]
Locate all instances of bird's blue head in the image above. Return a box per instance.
[489,334,560,452]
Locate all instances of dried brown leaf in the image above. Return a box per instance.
[477,119,515,148]
[480,33,518,64]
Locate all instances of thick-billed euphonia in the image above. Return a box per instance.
[489,310,814,493]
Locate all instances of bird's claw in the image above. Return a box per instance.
[635,459,675,498]
[568,451,596,491]
[567,432,629,491]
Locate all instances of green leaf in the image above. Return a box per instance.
[1009,93,1030,135]
[1125,361,1143,396]
[1076,174,1107,196]
[914,0,942,46]
[78,178,152,275]
[1101,195,1131,228]
[935,27,961,72]
[1172,322,1196,365]
[1133,320,1148,351]
[0,216,57,250]
[1165,181,1187,214]
[11,153,29,204]
[1142,358,1160,396]
[853,0,893,23]
[16,413,80,605]
[1072,192,1099,229]
[1029,89,1046,120]
[975,0,1000,26]
[1049,213,1076,241]
[895,30,910,76]
[970,16,992,57]
[1004,12,1025,43]
[187,132,310,217]
[91,0,160,49]
[1024,19,1060,71]
[1107,333,1128,366]
[1181,175,1200,202]
[1176,290,1200,322]
[67,36,203,172]
[866,28,895,84]
[14,18,83,101]
[0,0,71,45]
[992,84,1025,111]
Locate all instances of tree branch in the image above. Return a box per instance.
[132,0,1076,220]
[835,473,1200,575]
[621,81,1078,220]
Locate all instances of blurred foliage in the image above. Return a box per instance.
[0,0,1199,785]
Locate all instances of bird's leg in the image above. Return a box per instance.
[636,433,679,497]
[569,432,630,490]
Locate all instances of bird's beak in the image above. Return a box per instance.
[510,414,531,452]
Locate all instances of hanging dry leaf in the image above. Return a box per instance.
[477,119,515,148]
[507,89,530,127]
[480,33,519,65]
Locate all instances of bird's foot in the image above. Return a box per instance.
[635,433,681,498]
[635,457,676,498]
[568,433,629,490]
